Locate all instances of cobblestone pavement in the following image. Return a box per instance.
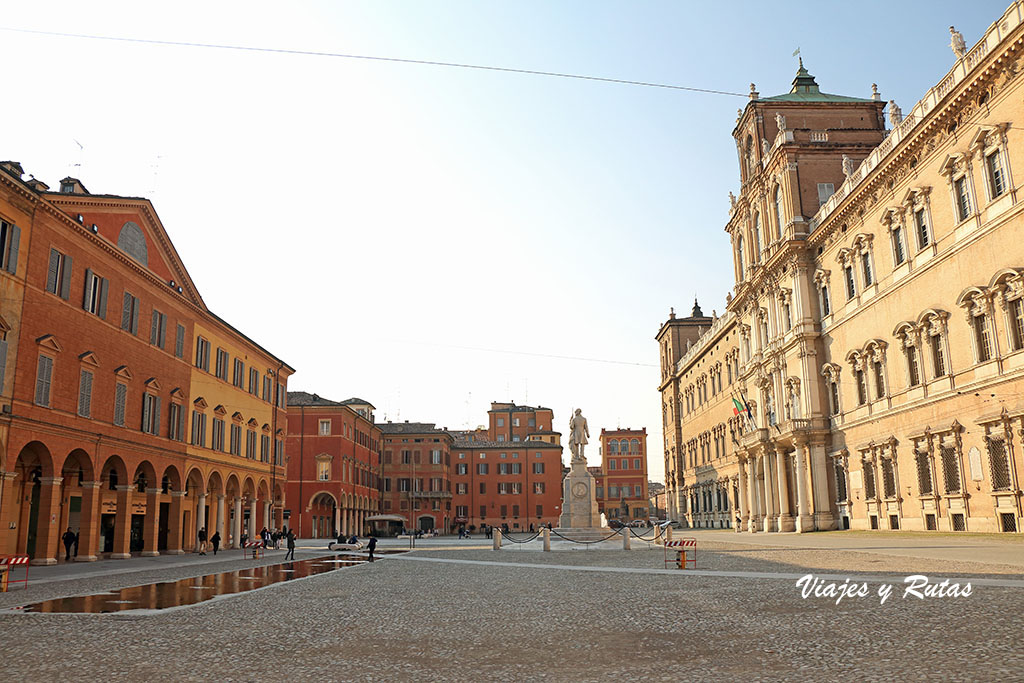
[1,541,1022,681]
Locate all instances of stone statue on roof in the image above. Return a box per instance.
[568,408,589,462]
[950,26,967,59]
[775,113,786,133]
[888,100,903,126]
[842,154,855,179]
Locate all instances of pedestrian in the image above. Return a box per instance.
[62,527,76,562]
[367,536,378,562]
[284,529,296,561]
[240,531,248,549]
[211,530,221,555]
[348,533,358,545]
[197,527,208,555]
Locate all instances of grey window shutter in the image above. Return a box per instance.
[154,396,162,435]
[0,339,7,390]
[159,313,167,349]
[6,224,19,274]
[46,249,60,293]
[121,292,132,330]
[131,296,139,334]
[98,278,109,320]
[60,254,73,300]
[114,383,127,426]
[78,370,88,416]
[175,324,184,358]
[83,269,93,310]
[35,355,52,406]
[191,411,198,444]
[178,405,185,441]
[141,394,152,432]
[150,310,159,344]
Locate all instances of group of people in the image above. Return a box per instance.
[194,526,297,559]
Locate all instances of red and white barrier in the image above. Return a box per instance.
[663,538,697,570]
[241,541,264,560]
[0,555,30,591]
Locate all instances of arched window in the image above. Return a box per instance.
[752,214,762,261]
[630,438,640,454]
[736,236,745,280]
[608,440,618,455]
[774,186,785,238]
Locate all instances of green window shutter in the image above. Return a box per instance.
[60,254,73,299]
[178,405,186,441]
[82,269,93,310]
[158,313,167,349]
[78,369,93,418]
[5,224,19,274]
[46,249,60,293]
[98,278,109,320]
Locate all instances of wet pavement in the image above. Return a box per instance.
[7,551,402,614]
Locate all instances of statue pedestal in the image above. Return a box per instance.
[557,457,602,532]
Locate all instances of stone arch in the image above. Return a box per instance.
[273,482,285,507]
[60,447,95,484]
[132,460,158,493]
[988,266,1024,291]
[207,470,224,497]
[225,473,241,499]
[185,467,206,497]
[956,285,989,309]
[308,490,338,509]
[242,476,256,500]
[257,479,270,502]
[14,440,54,478]
[101,454,129,492]
[160,464,182,494]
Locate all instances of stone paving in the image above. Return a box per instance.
[1,535,1021,681]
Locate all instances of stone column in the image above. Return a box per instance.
[263,500,271,532]
[738,462,749,532]
[248,498,257,538]
[794,441,814,532]
[142,488,161,556]
[111,485,133,559]
[217,495,227,541]
[747,457,758,532]
[30,477,63,565]
[493,528,501,550]
[761,452,775,533]
[808,441,837,529]
[74,481,101,561]
[232,497,242,547]
[166,491,185,554]
[196,492,207,550]
[776,451,793,531]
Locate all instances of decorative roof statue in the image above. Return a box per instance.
[729,191,737,209]
[950,26,967,59]
[749,83,759,100]
[775,113,787,133]
[842,154,855,179]
[762,138,770,157]
[888,100,903,126]
[870,83,881,101]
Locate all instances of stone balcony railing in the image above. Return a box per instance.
[674,309,735,375]
[809,1,1022,233]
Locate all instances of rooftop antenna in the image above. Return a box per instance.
[72,139,84,177]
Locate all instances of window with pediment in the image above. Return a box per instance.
[917,310,951,379]
[969,124,1011,203]
[991,268,1024,352]
[893,322,921,387]
[940,153,976,224]
[957,287,997,364]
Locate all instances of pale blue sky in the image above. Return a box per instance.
[0,1,1007,480]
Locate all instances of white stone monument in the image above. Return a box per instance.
[557,409,603,536]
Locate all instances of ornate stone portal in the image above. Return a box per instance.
[558,409,602,531]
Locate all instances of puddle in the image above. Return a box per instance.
[9,551,404,614]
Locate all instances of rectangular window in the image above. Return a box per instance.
[141,393,161,435]
[479,482,487,494]
[215,348,229,380]
[496,418,504,427]
[480,505,487,518]
[499,463,509,475]
[817,182,835,205]
[46,248,72,299]
[230,424,242,455]
[907,346,921,387]
[121,292,140,334]
[477,463,488,475]
[192,412,207,447]
[512,504,520,517]
[456,463,467,475]
[634,459,641,469]
[915,209,930,249]
[620,459,628,470]
[892,226,906,265]
[974,315,992,363]
[246,430,256,459]
[168,403,184,441]
[0,219,20,275]
[511,463,521,475]
[954,176,972,221]
[114,382,127,426]
[195,337,210,371]
[35,355,54,406]
[431,450,442,465]
[829,380,840,416]
[456,483,467,494]
[261,434,270,462]
[497,435,505,442]
[820,284,831,317]
[82,270,108,318]
[77,369,93,417]
[873,361,885,400]
[861,254,873,287]
[930,334,946,377]
[941,444,961,493]
[318,419,331,435]
[262,376,271,401]
[855,369,867,405]
[532,462,544,474]
[149,309,167,349]
[1011,299,1024,351]
[274,439,284,465]
[536,504,543,517]
[844,265,856,300]
[212,417,225,451]
[233,358,244,388]
[609,460,617,470]
[277,382,286,408]
[249,368,259,394]
[987,150,1006,198]
[175,324,186,359]
[317,461,330,481]
[534,482,545,494]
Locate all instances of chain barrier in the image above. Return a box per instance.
[499,531,541,545]
[548,528,622,545]
[627,526,660,541]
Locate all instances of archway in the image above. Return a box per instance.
[159,465,183,553]
[184,468,206,551]
[58,448,94,560]
[99,455,130,557]
[131,461,158,553]
[12,442,54,561]
[309,491,338,539]
[418,515,435,532]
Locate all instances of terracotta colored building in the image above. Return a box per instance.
[0,165,292,564]
[378,422,454,533]
[590,428,649,522]
[285,392,381,538]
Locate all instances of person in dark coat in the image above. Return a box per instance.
[348,534,358,545]
[62,527,76,561]
[210,530,221,555]
[367,536,378,562]
[284,529,296,561]
[197,527,208,555]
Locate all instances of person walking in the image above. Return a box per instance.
[197,527,208,555]
[284,529,296,561]
[211,530,221,555]
[367,536,378,562]
[62,527,76,562]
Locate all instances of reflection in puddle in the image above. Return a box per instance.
[11,552,404,614]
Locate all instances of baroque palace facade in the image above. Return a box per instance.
[659,4,1024,534]
[0,164,292,564]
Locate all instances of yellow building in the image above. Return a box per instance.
[660,6,1024,534]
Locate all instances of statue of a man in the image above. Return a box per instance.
[568,409,589,461]
[888,100,903,126]
[949,26,967,59]
[775,113,786,133]
[842,154,855,178]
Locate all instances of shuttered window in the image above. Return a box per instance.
[82,270,109,318]
[0,220,20,275]
[77,369,94,418]
[246,429,256,459]
[191,411,207,446]
[215,348,229,380]
[230,424,242,455]
[233,358,244,388]
[0,338,8,392]
[46,249,72,299]
[35,355,54,406]
[261,434,270,462]
[141,393,161,435]
[212,418,225,451]
[195,337,210,371]
[168,403,185,441]
[174,324,186,359]
[262,376,271,401]
[249,368,258,395]
[121,292,140,334]
[150,309,167,349]
[114,382,127,426]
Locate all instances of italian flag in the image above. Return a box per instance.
[732,398,746,416]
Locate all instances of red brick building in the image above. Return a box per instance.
[285,392,382,539]
[378,422,453,533]
[590,428,649,522]
[0,164,292,564]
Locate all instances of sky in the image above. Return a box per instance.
[0,0,1008,482]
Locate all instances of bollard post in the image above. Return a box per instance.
[666,526,674,544]
[622,527,631,551]
[543,527,551,552]
[493,529,502,551]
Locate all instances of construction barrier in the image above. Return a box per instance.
[241,541,264,560]
[0,555,30,591]
[663,538,697,570]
